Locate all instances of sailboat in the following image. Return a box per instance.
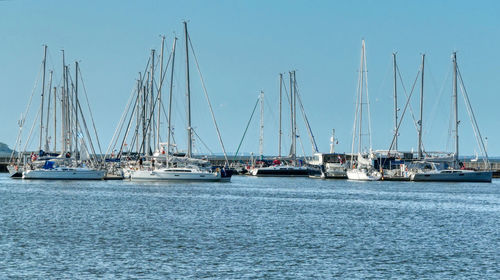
[410,53,492,182]
[18,46,105,180]
[129,22,232,182]
[346,40,381,181]
[250,71,316,177]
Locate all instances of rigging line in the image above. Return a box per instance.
[107,87,136,156]
[351,47,363,160]
[45,48,58,80]
[263,93,278,126]
[68,69,98,163]
[21,102,41,155]
[262,93,280,148]
[298,134,307,160]
[157,51,173,95]
[425,62,452,140]
[11,62,43,162]
[159,92,178,149]
[192,128,213,155]
[363,44,373,151]
[281,75,291,106]
[77,66,103,157]
[125,80,144,157]
[107,86,138,157]
[135,65,178,159]
[151,51,173,109]
[293,83,318,153]
[234,97,260,161]
[446,80,454,152]
[281,74,292,149]
[135,84,162,159]
[457,66,490,167]
[396,62,427,154]
[396,64,420,133]
[133,58,157,159]
[441,63,454,153]
[76,99,99,165]
[67,71,98,164]
[387,67,421,154]
[187,33,229,166]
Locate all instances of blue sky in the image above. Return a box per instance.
[1,0,499,156]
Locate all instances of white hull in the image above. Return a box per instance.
[347,168,382,181]
[410,170,492,182]
[22,168,105,180]
[130,168,228,182]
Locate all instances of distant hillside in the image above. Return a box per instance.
[0,142,12,154]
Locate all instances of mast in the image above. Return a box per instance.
[453,52,459,162]
[167,37,178,167]
[149,50,155,154]
[53,86,57,152]
[278,73,283,158]
[136,73,141,154]
[61,50,66,154]
[184,21,193,158]
[142,82,147,155]
[45,70,53,152]
[39,45,47,153]
[65,65,72,153]
[61,85,65,154]
[292,71,297,163]
[75,61,79,160]
[289,71,294,160]
[418,54,425,159]
[358,41,365,154]
[393,52,398,151]
[259,91,264,160]
[157,36,165,153]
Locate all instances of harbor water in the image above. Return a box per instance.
[0,174,499,279]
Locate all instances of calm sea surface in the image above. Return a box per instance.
[0,173,499,279]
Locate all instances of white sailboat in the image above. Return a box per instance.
[20,46,105,180]
[347,153,381,181]
[129,22,232,182]
[23,165,105,180]
[410,53,491,182]
[346,40,381,181]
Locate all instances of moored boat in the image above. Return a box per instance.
[410,168,491,182]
